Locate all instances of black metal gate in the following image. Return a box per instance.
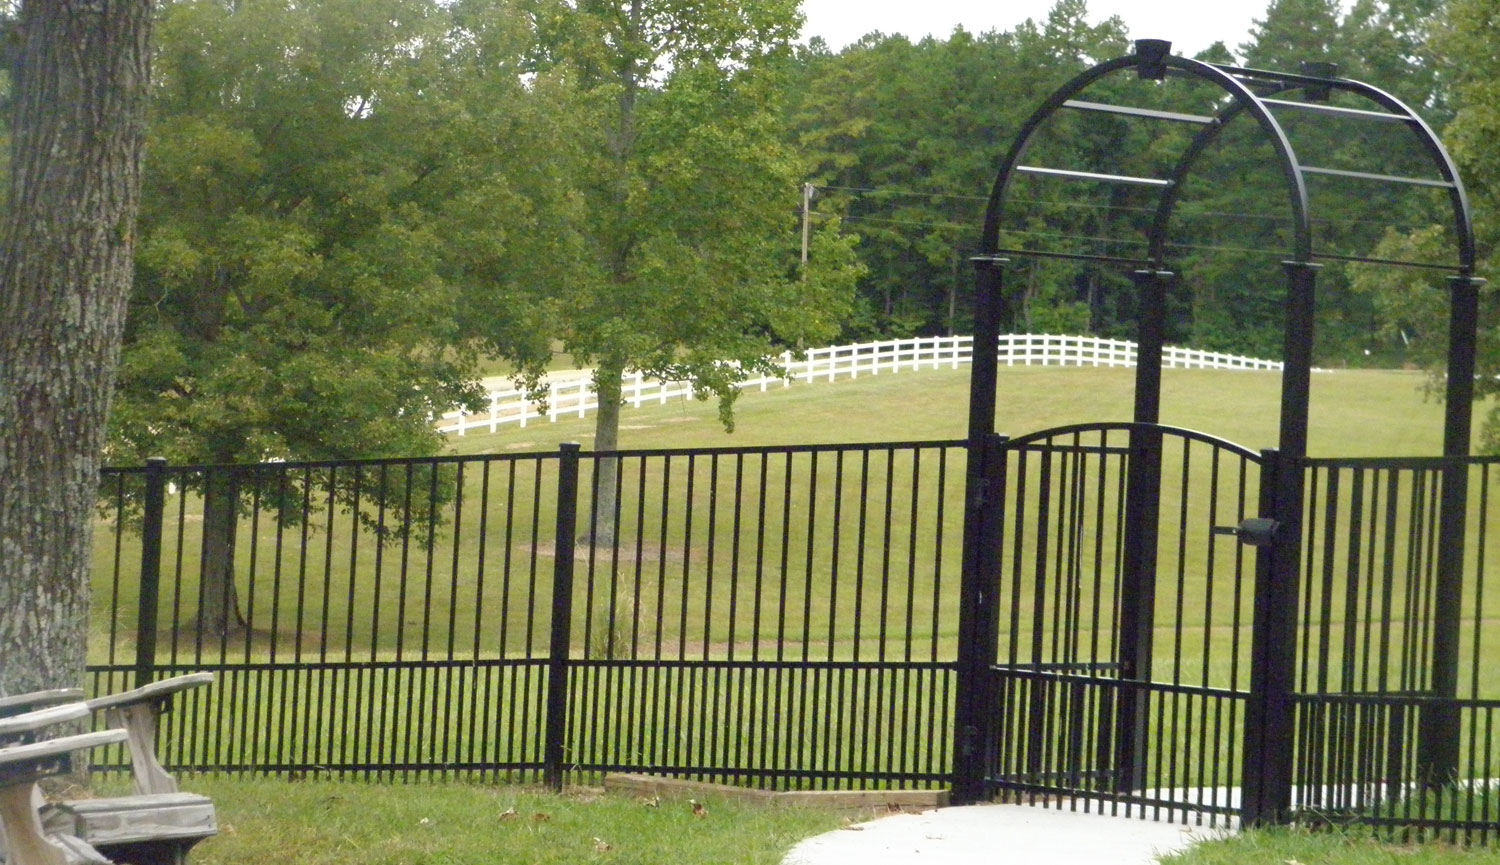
[975,422,1264,825]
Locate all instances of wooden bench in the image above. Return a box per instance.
[40,675,217,865]
[0,707,125,865]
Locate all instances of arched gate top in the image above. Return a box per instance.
[979,39,1475,275]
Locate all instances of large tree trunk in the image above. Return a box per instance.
[0,0,153,696]
[583,362,625,547]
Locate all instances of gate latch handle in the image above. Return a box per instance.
[1211,517,1279,547]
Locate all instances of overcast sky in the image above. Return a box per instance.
[799,0,1273,58]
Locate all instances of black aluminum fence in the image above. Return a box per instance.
[90,440,965,788]
[1289,456,1500,842]
[88,434,1500,838]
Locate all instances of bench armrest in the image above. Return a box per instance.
[86,674,213,796]
[84,673,214,714]
[0,731,130,779]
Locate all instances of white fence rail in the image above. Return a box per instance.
[436,333,1282,436]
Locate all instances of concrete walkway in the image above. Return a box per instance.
[784,802,1227,865]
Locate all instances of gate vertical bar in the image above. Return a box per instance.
[1421,274,1483,785]
[954,256,1008,804]
[545,442,582,791]
[1115,269,1169,794]
[135,456,168,688]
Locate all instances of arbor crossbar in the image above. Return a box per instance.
[1013,165,1172,188]
[1300,165,1455,189]
[984,247,1155,267]
[1310,251,1466,272]
[1260,97,1411,123]
[1062,99,1217,125]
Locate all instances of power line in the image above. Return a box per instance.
[816,182,1435,230]
[839,213,1384,262]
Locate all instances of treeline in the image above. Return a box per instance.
[787,0,1462,364]
[13,0,1494,469]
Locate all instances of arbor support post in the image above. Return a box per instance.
[1115,269,1171,793]
[1240,261,1319,824]
[1243,448,1297,825]
[1421,274,1485,786]
[953,256,1008,805]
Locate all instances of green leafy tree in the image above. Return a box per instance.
[110,0,514,633]
[787,1,1130,339]
[478,0,862,544]
[1352,0,1500,449]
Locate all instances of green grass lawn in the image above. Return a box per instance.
[178,777,847,865]
[1162,825,1500,865]
[155,777,1500,865]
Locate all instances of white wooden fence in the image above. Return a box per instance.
[436,333,1282,436]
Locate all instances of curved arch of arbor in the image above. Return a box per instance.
[967,39,1483,459]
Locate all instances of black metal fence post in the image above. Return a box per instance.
[1243,448,1297,825]
[1277,262,1318,458]
[954,432,1007,803]
[544,443,581,791]
[134,456,167,689]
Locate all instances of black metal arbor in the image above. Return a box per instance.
[953,40,1484,828]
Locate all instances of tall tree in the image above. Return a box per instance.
[0,0,153,695]
[484,0,861,544]
[110,0,502,633]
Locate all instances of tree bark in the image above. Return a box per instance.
[0,0,153,696]
[584,361,625,547]
[197,469,247,638]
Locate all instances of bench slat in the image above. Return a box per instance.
[0,690,85,718]
[0,731,128,770]
[0,704,91,742]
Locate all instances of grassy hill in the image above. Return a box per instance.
[447,365,1465,458]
